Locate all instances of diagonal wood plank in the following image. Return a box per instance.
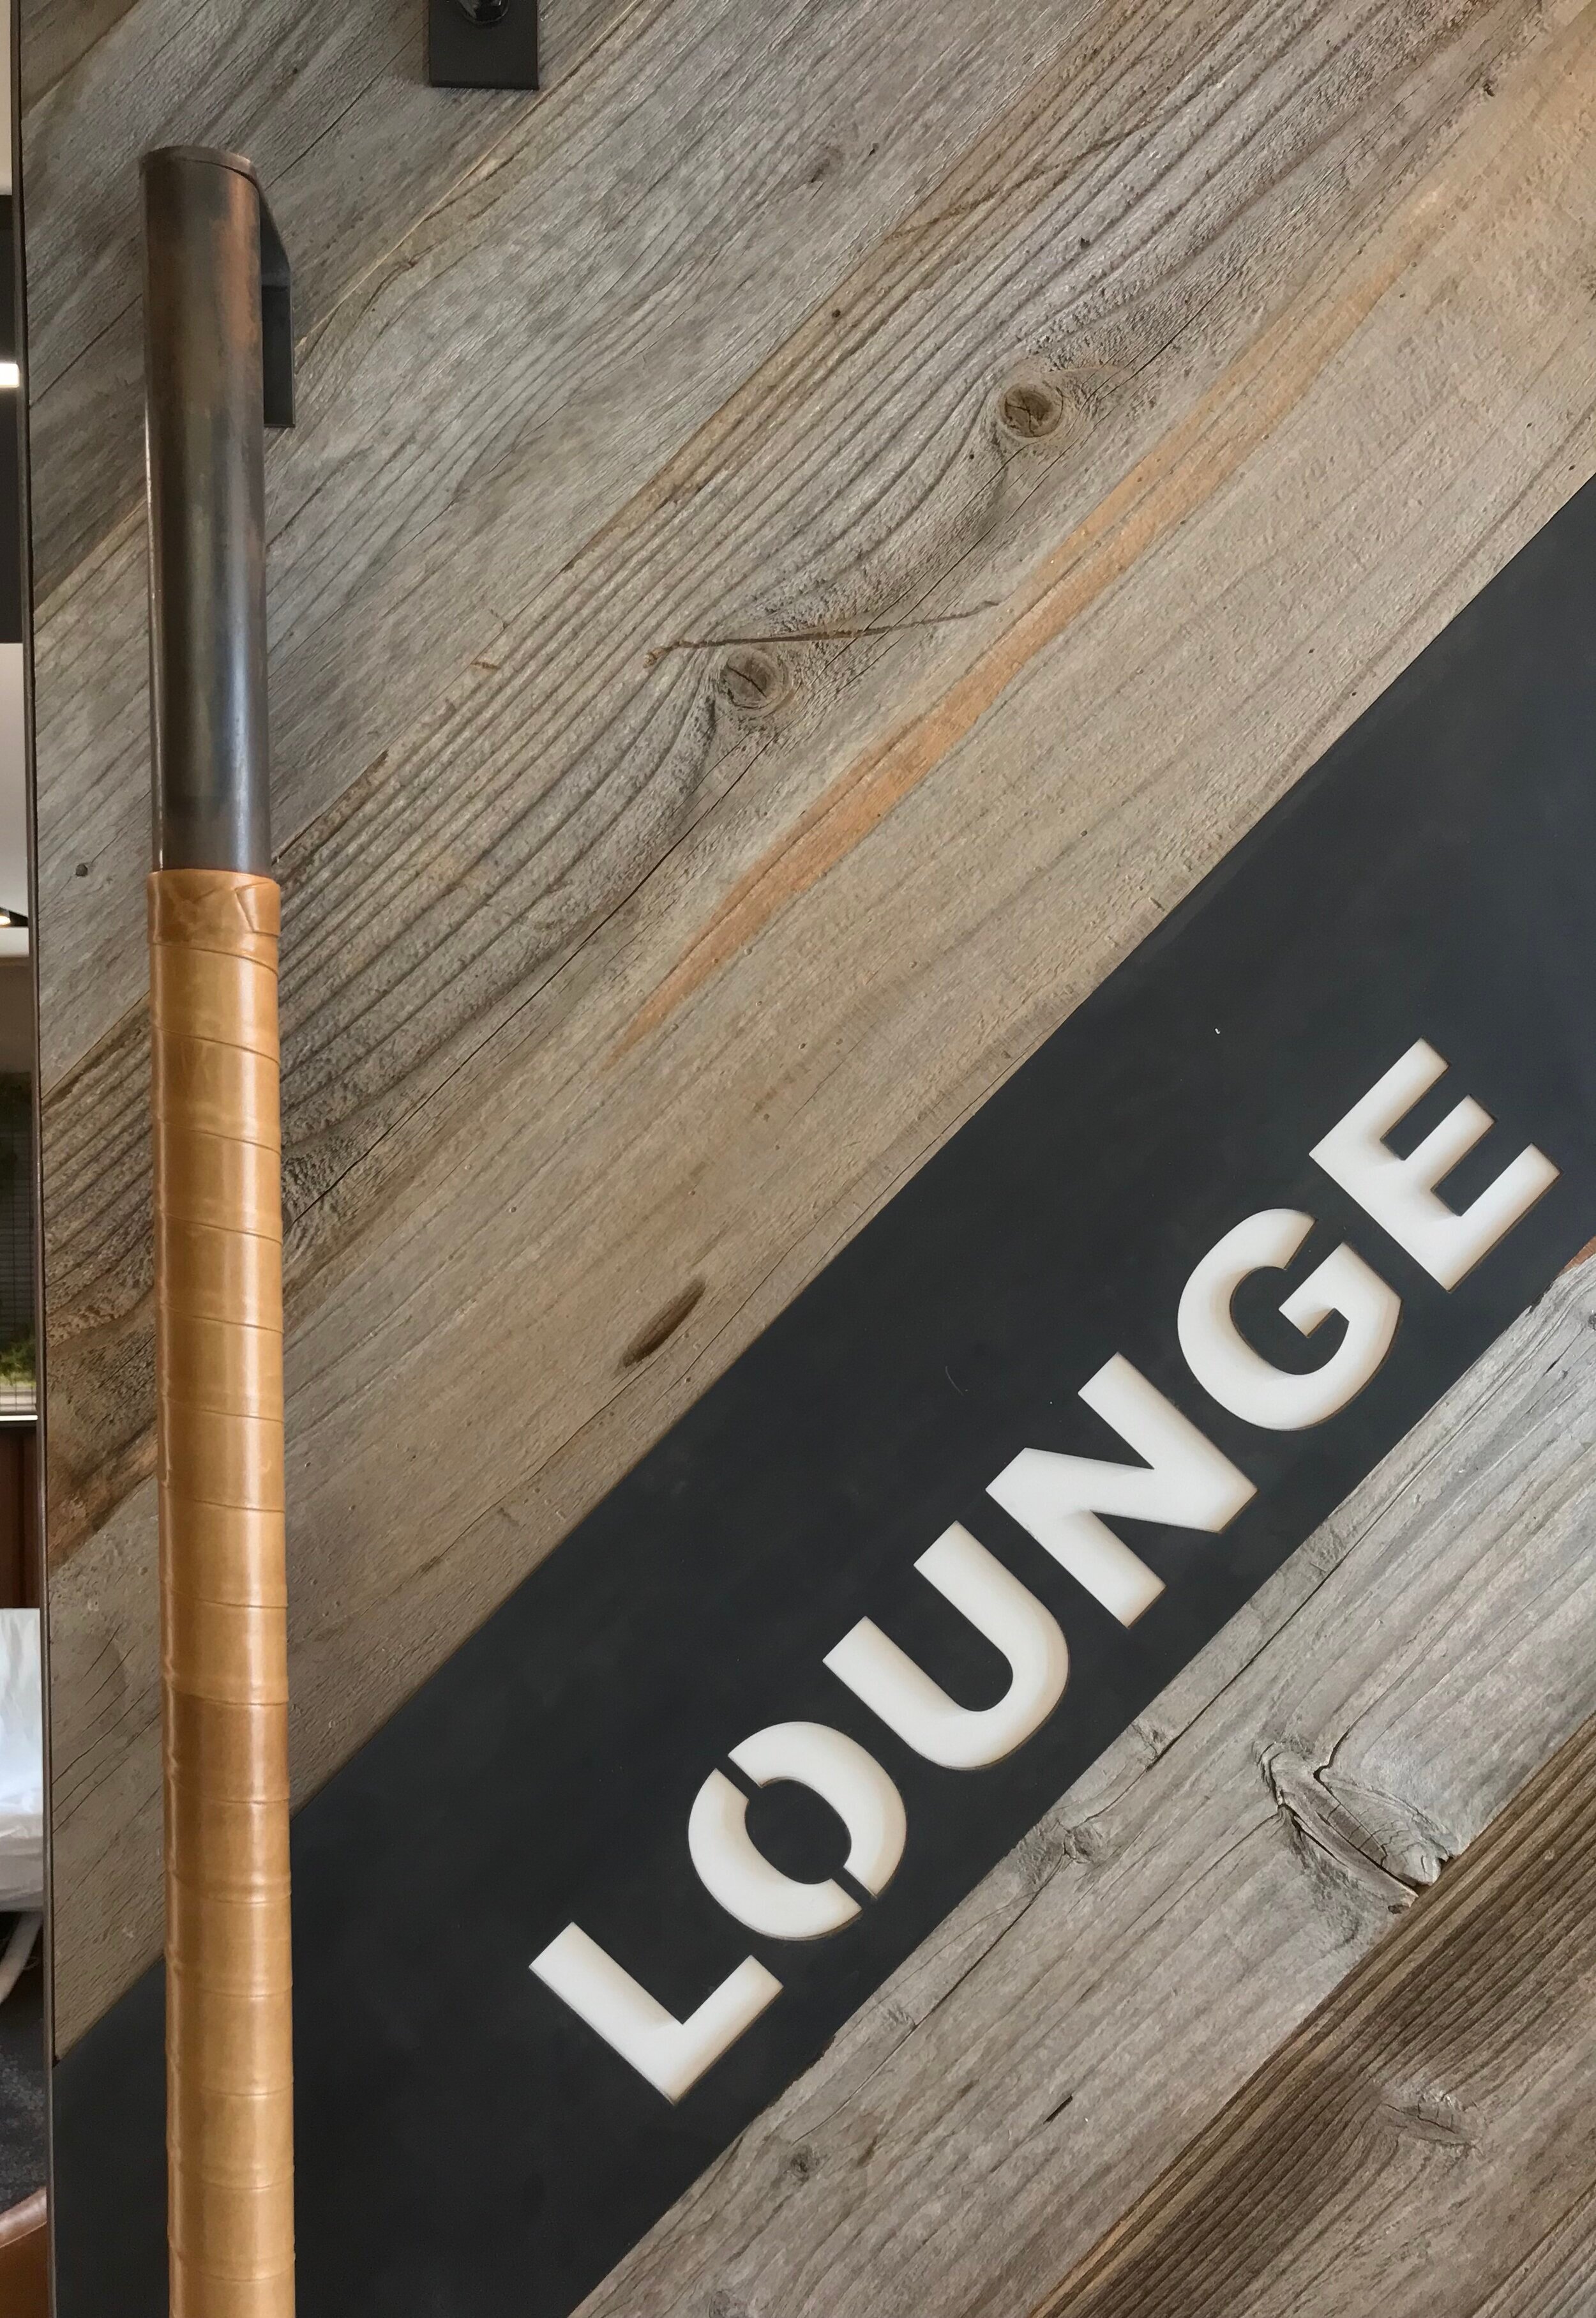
[20,0,135,108]
[25,0,586,578]
[1027,1696,1596,2318]
[1470,2182,1596,2318]
[41,0,1596,2047]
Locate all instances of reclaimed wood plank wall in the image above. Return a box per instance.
[22,0,1596,2303]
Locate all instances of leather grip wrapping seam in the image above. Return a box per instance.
[149,868,294,2318]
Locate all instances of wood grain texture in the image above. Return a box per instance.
[1028,1707,1596,2318]
[1472,2182,1596,2318]
[554,1248,1596,2318]
[35,0,1596,2061]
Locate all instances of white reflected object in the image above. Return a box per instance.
[0,1609,42,1911]
[825,1524,1067,1768]
[0,1913,38,2005]
[1177,1208,1401,1430]
[0,365,18,391]
[688,1722,906,1939]
[988,1356,1254,1625]
[1311,1039,1558,1289]
[531,1923,780,2103]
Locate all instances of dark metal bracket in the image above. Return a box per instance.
[428,0,539,87]
[259,192,294,430]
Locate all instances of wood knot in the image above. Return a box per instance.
[719,646,790,718]
[1262,1743,1452,1913]
[1059,1818,1112,1867]
[996,376,1067,440]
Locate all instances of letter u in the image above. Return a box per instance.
[824,1524,1067,1769]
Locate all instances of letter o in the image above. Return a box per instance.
[688,1722,907,1941]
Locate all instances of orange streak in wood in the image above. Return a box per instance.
[615,204,1442,1060]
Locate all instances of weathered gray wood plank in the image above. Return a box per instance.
[19,0,134,109]
[41,0,1596,2045]
[25,0,557,580]
[570,1249,1596,2318]
[1472,2182,1596,2318]
[1027,1704,1596,2318]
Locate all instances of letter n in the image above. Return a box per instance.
[987,1354,1254,1624]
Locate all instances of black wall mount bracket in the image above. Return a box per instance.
[428,0,538,87]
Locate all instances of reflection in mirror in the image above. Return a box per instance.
[0,13,46,2308]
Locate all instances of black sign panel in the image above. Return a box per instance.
[56,482,1596,2316]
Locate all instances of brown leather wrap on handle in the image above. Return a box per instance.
[150,868,294,2318]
